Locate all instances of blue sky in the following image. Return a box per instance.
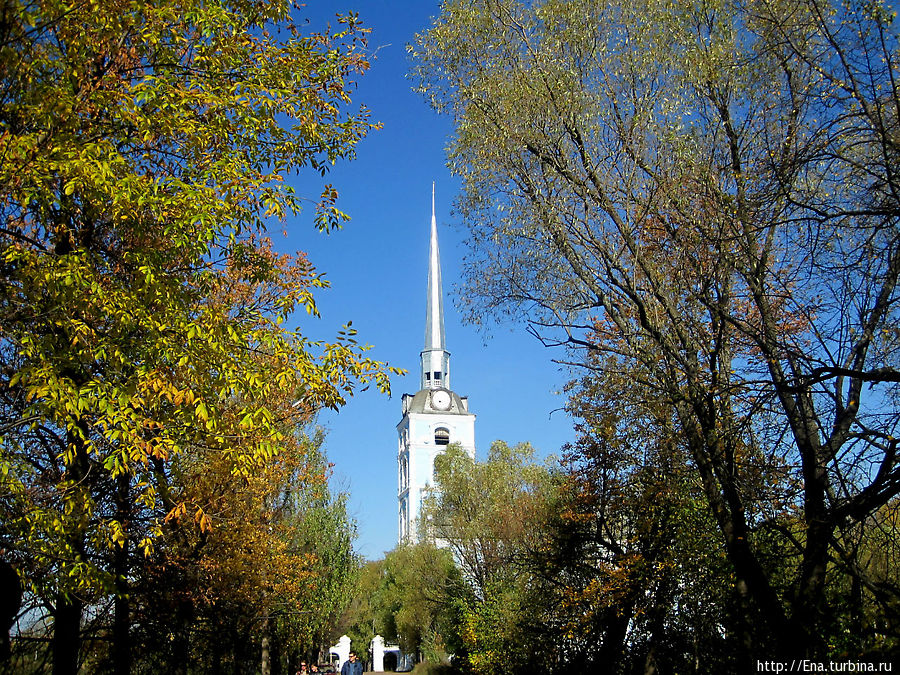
[281,2,574,559]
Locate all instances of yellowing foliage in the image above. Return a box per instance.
[0,0,398,640]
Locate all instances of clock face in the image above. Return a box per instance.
[431,389,452,411]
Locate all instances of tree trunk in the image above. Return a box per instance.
[211,623,223,675]
[261,615,271,675]
[271,629,281,675]
[597,603,632,671]
[113,473,131,675]
[643,645,658,675]
[52,592,83,675]
[0,560,22,664]
[682,411,794,657]
[169,600,192,675]
[54,428,90,675]
[113,589,130,675]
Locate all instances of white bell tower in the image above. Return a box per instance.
[397,185,476,544]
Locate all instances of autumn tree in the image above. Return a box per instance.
[122,428,356,675]
[0,1,396,673]
[276,441,359,670]
[555,358,750,672]
[413,0,900,660]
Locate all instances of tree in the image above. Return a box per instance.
[422,441,561,673]
[273,430,358,672]
[339,557,387,661]
[555,359,748,672]
[123,428,356,675]
[413,0,900,659]
[371,544,462,665]
[0,1,397,672]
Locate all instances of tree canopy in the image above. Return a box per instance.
[422,441,562,673]
[0,1,397,672]
[413,0,900,661]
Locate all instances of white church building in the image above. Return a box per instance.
[396,187,476,544]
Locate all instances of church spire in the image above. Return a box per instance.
[421,183,450,390]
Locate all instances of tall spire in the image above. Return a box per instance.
[421,183,450,390]
[424,183,445,352]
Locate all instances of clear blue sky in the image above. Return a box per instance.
[280,2,574,559]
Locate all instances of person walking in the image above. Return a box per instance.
[340,651,363,675]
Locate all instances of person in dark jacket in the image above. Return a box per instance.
[340,651,363,675]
